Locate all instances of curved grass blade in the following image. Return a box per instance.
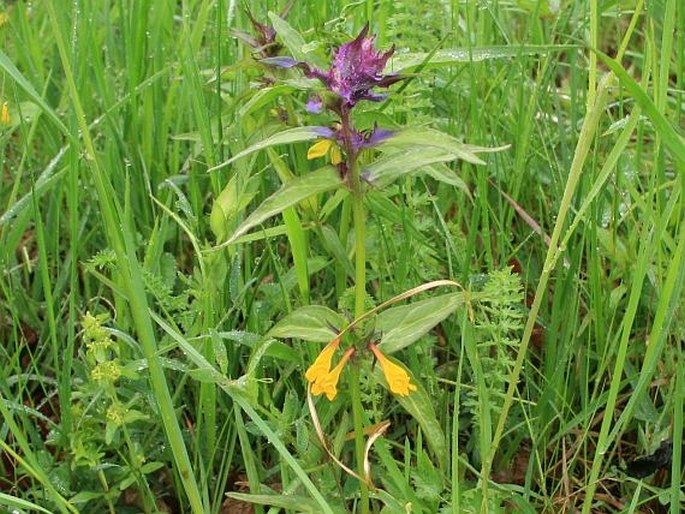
[0,48,71,138]
[209,126,328,173]
[216,165,342,248]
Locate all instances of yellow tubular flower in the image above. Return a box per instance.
[311,347,354,400]
[370,344,417,396]
[307,138,343,165]
[1,102,10,126]
[307,138,333,160]
[329,144,342,165]
[305,337,340,384]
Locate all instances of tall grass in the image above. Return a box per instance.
[1,1,683,513]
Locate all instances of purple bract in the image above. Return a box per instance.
[316,24,399,106]
[264,24,403,109]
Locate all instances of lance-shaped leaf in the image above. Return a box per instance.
[239,85,297,118]
[268,12,318,64]
[268,305,346,342]
[363,128,508,187]
[361,147,469,187]
[377,292,465,353]
[424,163,471,195]
[221,166,342,246]
[209,126,329,173]
[226,492,341,514]
[379,127,508,162]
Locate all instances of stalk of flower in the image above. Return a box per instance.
[369,343,417,397]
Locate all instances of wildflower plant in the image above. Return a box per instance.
[210,15,504,512]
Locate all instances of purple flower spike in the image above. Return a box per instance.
[324,24,398,107]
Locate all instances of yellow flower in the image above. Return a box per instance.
[305,337,340,384]
[1,102,10,126]
[370,344,417,396]
[311,347,354,400]
[307,138,342,165]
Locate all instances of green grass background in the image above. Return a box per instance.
[1,0,683,512]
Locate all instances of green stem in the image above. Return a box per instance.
[351,172,369,513]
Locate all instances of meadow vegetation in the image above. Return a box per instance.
[0,1,683,513]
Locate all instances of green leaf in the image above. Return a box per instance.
[209,174,258,242]
[319,224,355,277]
[268,13,309,62]
[377,292,465,353]
[69,491,104,504]
[379,127,508,164]
[268,305,346,342]
[390,45,571,72]
[140,461,165,474]
[363,129,507,187]
[424,163,471,195]
[209,126,327,172]
[223,166,342,245]
[362,148,462,187]
[239,85,297,118]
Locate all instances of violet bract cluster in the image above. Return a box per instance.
[264,24,404,178]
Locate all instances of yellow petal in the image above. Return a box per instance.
[329,144,342,165]
[311,347,354,400]
[307,139,332,160]
[1,102,10,126]
[305,337,340,383]
[370,344,417,397]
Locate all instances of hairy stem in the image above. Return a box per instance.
[344,101,369,512]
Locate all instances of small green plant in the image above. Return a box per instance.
[60,311,163,513]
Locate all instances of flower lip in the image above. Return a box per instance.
[306,94,323,114]
[369,343,417,397]
[310,347,355,401]
[305,337,341,384]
